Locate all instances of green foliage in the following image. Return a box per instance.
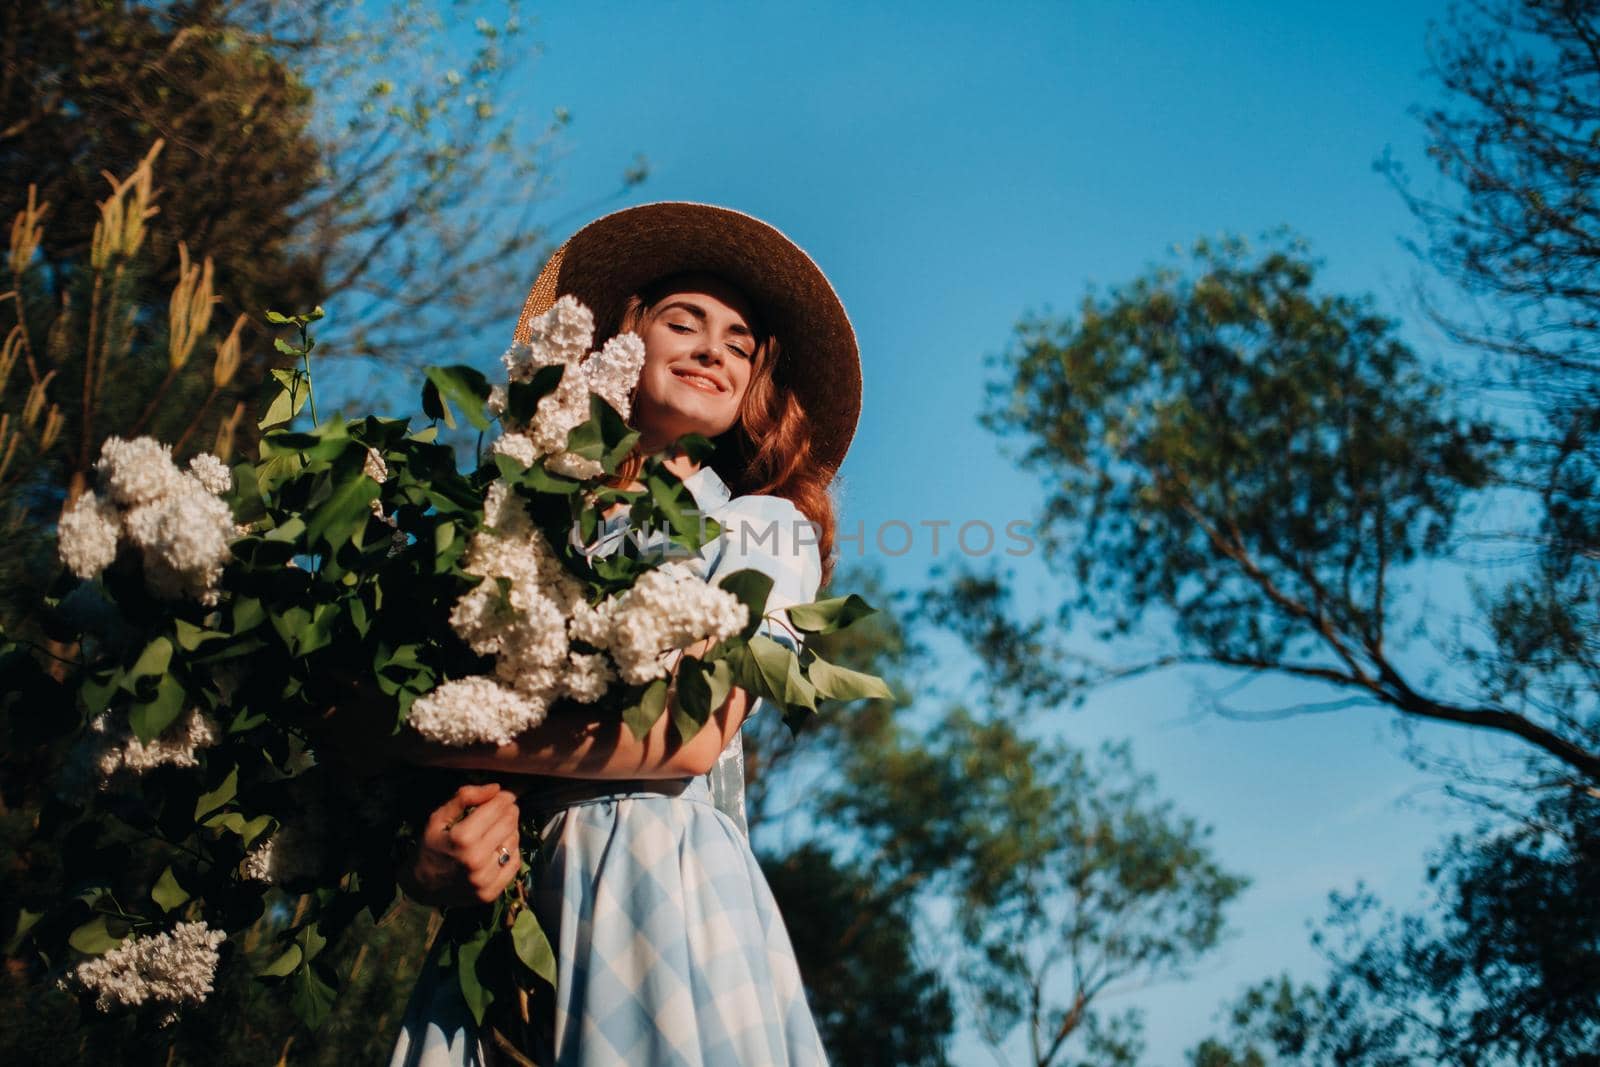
[1190,790,1600,1066]
[830,709,1246,1067]
[4,314,890,1043]
[0,144,268,637]
[760,843,954,1067]
[975,233,1600,780]
[742,563,917,832]
[987,234,1494,658]
[1379,0,1600,787]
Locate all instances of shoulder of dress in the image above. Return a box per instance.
[713,492,807,522]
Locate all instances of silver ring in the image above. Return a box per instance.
[497,846,512,867]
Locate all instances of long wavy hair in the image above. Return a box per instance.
[609,275,838,586]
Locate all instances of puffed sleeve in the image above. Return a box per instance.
[702,494,824,653]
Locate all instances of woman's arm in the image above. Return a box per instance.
[399,630,751,779]
[398,673,752,780]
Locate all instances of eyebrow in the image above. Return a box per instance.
[659,300,754,337]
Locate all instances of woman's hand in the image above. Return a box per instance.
[398,782,523,908]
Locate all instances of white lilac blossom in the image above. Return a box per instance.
[68,921,227,1025]
[490,431,539,470]
[95,435,185,507]
[568,596,615,649]
[414,296,722,744]
[60,437,237,604]
[186,453,232,495]
[545,450,605,481]
[91,709,219,785]
[582,333,646,419]
[491,296,644,474]
[57,491,120,579]
[122,479,235,604]
[507,294,594,373]
[407,675,549,747]
[525,372,594,458]
[239,825,323,885]
[562,652,616,703]
[606,567,749,685]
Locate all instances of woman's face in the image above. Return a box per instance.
[630,275,760,453]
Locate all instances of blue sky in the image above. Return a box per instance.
[347,1,1510,1061]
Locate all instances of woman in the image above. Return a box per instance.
[389,202,860,1066]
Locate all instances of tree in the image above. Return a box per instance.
[970,233,1600,782]
[1,0,597,362]
[962,4,1600,1059]
[1190,788,1600,1066]
[1,0,324,323]
[0,2,619,1059]
[742,564,918,833]
[1379,0,1600,799]
[760,843,955,1067]
[742,566,957,1066]
[830,708,1246,1067]
[1382,0,1600,383]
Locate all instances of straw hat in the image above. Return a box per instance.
[516,201,860,476]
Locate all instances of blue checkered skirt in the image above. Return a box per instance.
[390,778,828,1066]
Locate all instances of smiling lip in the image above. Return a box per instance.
[672,368,726,393]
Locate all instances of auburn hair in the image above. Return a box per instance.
[609,277,838,587]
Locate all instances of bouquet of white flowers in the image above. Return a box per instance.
[5,300,888,1036]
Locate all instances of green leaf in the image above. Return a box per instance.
[510,909,556,985]
[269,603,338,656]
[69,915,125,955]
[806,656,895,702]
[673,658,732,742]
[274,337,304,358]
[504,365,564,423]
[151,866,189,912]
[785,594,878,634]
[232,596,266,633]
[173,619,225,652]
[675,432,717,466]
[730,635,816,712]
[79,670,118,715]
[264,310,292,325]
[259,943,302,978]
[595,396,641,472]
[716,570,774,640]
[422,365,492,431]
[260,368,310,430]
[296,921,328,962]
[622,679,669,740]
[456,929,494,1025]
[128,672,186,743]
[126,635,174,686]
[195,766,238,819]
[304,470,382,552]
[263,516,307,545]
[290,961,337,1029]
[645,470,708,546]
[204,811,274,845]
[4,908,41,954]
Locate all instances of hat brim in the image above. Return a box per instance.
[516,202,860,477]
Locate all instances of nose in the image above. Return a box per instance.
[692,337,723,366]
